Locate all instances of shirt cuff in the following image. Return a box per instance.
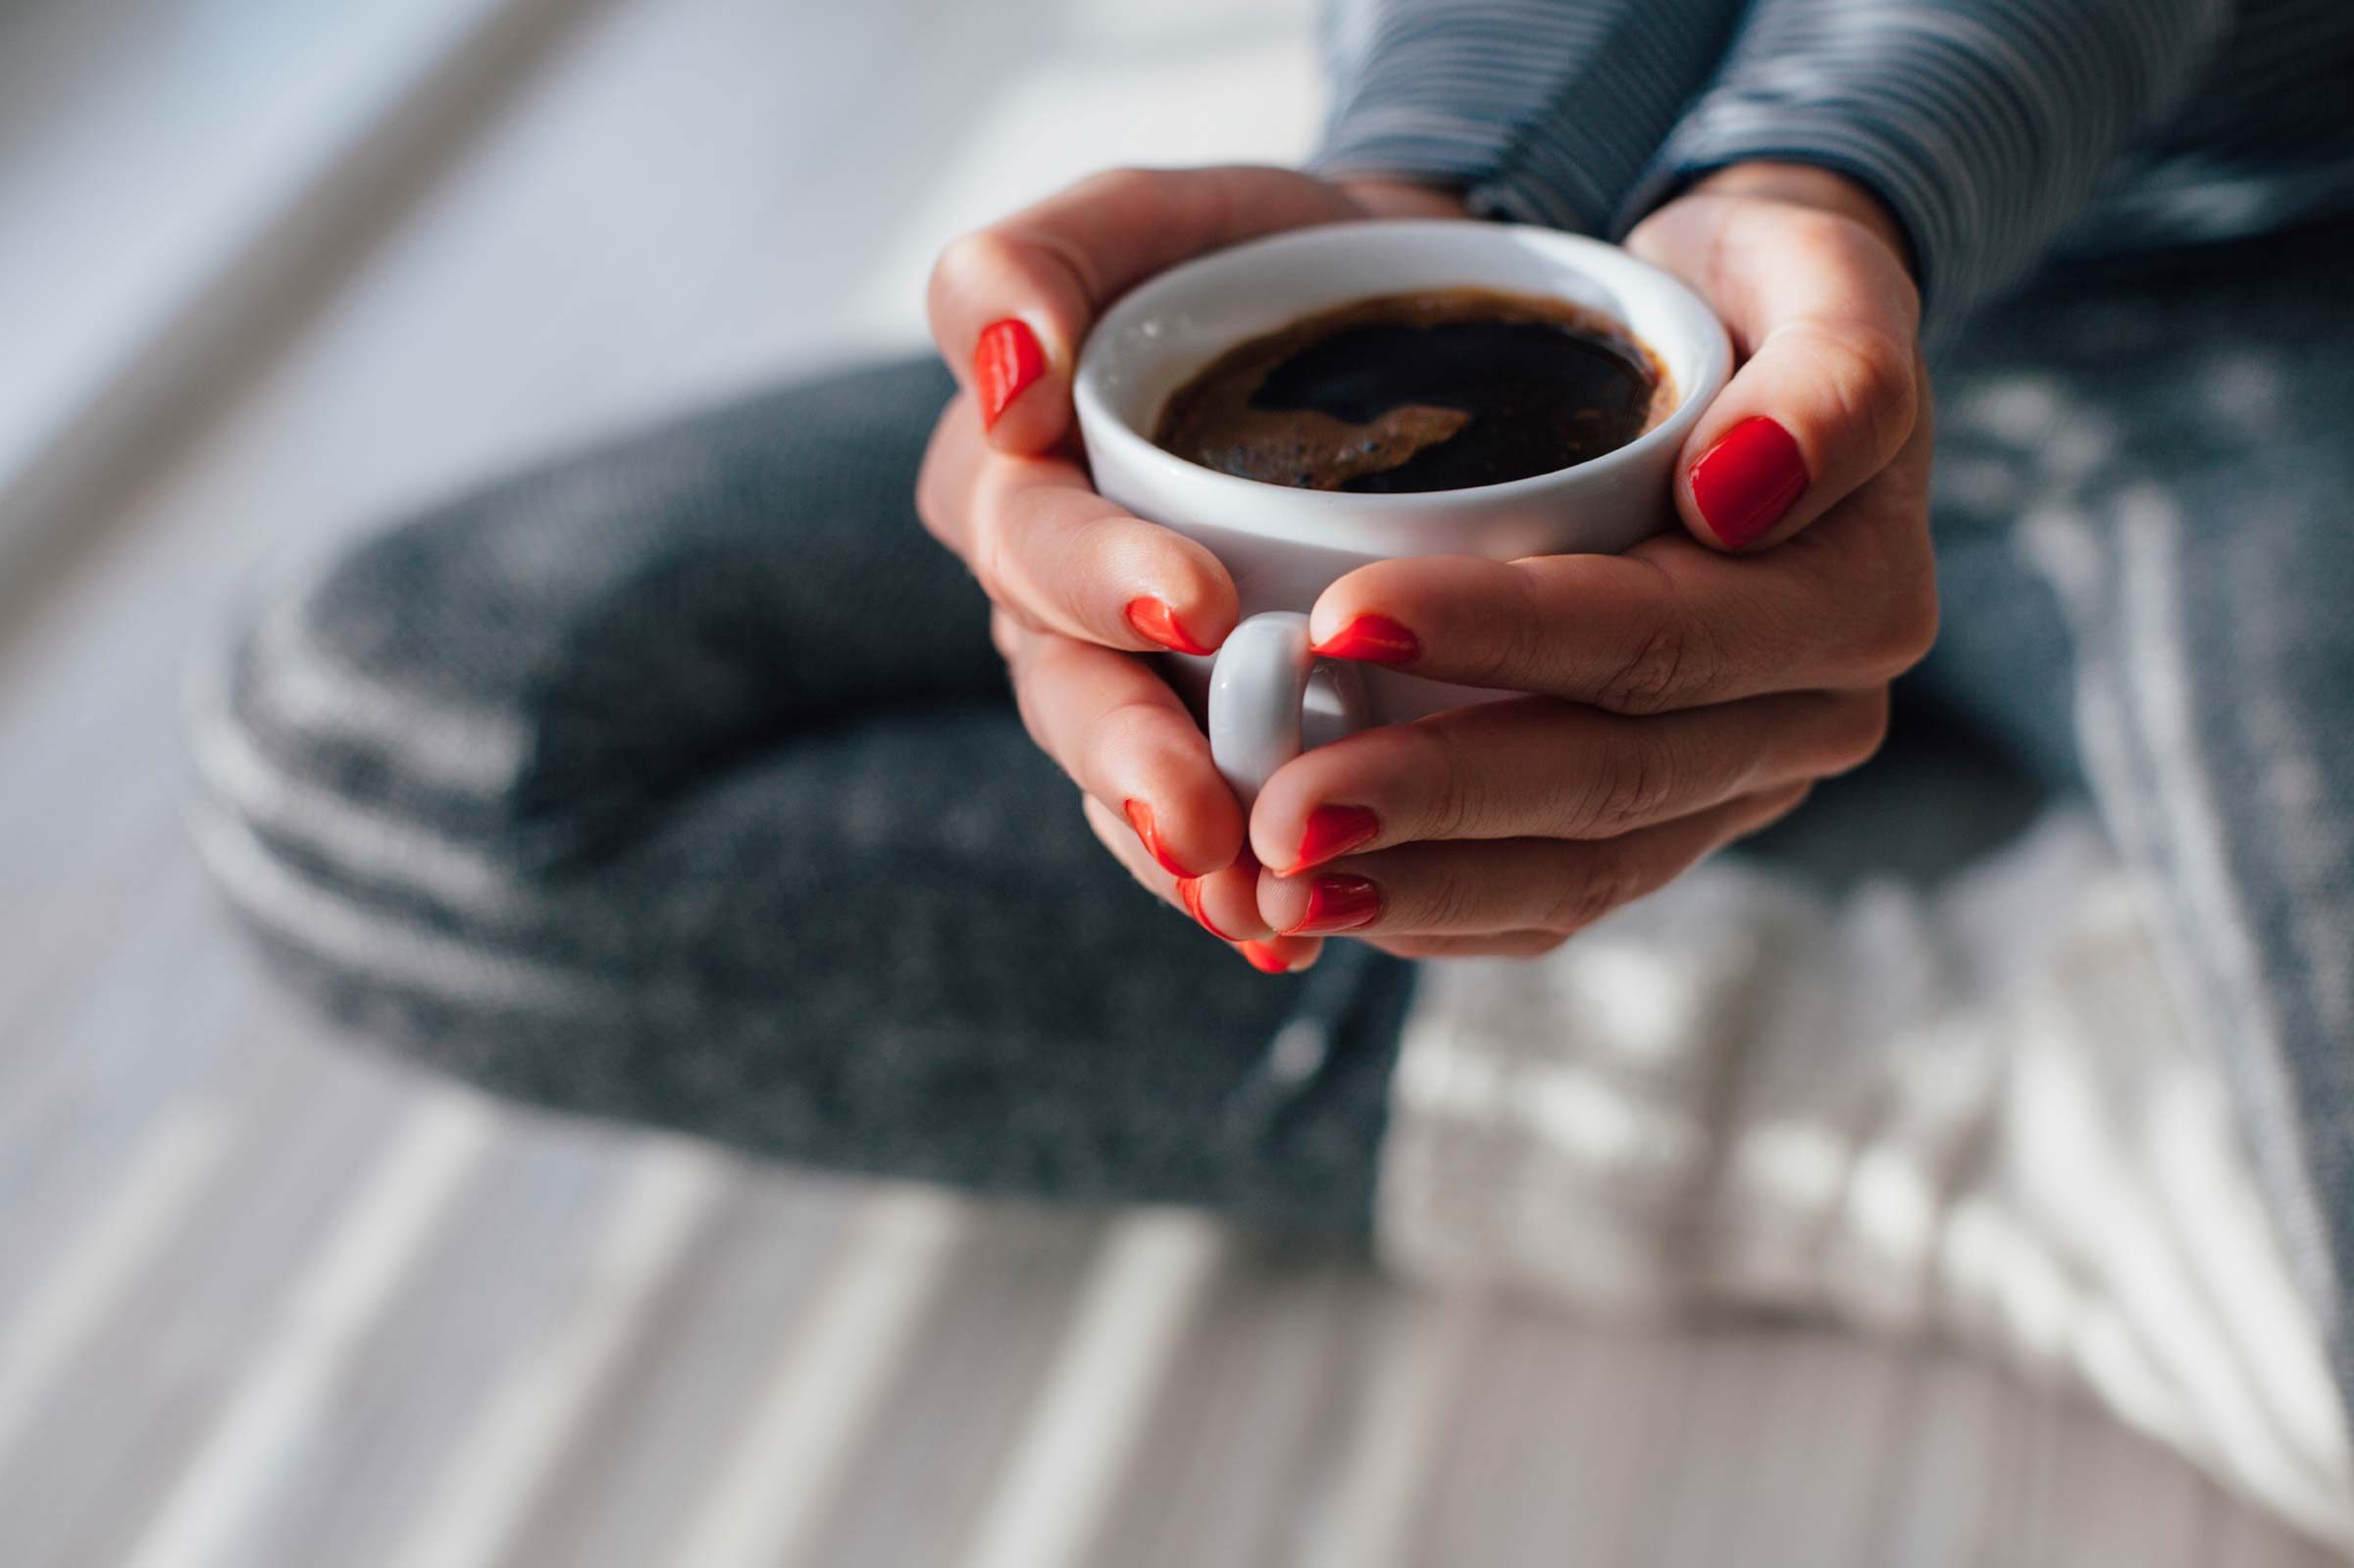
[1616,110,1977,348]
[1308,0,1746,236]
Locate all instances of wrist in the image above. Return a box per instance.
[1334,176,1471,222]
[1690,161,1914,278]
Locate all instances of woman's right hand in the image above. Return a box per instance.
[916,166,1463,972]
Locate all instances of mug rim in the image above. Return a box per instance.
[1073,219,1731,513]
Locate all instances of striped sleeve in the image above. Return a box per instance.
[1307,0,1745,235]
[1620,0,2234,337]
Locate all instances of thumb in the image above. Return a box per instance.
[926,166,1367,455]
[1628,169,1922,552]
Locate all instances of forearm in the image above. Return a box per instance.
[1620,0,2231,339]
[1309,0,1746,233]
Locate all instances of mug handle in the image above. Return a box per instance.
[1207,612,1373,806]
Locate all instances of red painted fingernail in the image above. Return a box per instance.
[1687,416,1808,549]
[1286,874,1382,934]
[1311,614,1419,665]
[1239,940,1294,974]
[1291,805,1379,874]
[1123,798,1196,878]
[1126,596,1214,656]
[974,319,1047,430]
[1176,877,1235,940]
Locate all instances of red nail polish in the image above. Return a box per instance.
[1311,614,1419,665]
[1239,940,1293,974]
[1687,416,1808,548]
[1123,798,1195,878]
[1286,874,1382,934]
[1291,805,1379,874]
[1177,877,1235,940]
[974,319,1047,430]
[1126,596,1214,656]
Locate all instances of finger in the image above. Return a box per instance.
[1305,507,1937,713]
[928,166,1366,454]
[1250,688,1884,872]
[1255,784,1811,937]
[1003,624,1244,880]
[1367,930,1568,960]
[924,423,1237,652]
[1628,192,1921,551]
[1082,796,1319,971]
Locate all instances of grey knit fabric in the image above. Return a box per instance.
[188,221,2354,1388]
[189,360,1412,1235]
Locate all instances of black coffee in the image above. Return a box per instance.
[1152,287,1668,493]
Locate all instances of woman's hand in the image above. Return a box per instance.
[917,166,1464,973]
[1246,164,1938,956]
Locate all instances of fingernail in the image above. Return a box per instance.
[1688,416,1808,548]
[1286,874,1382,934]
[1291,805,1379,874]
[1312,613,1419,665]
[1126,596,1214,656]
[1239,940,1296,974]
[974,319,1047,430]
[1176,877,1235,940]
[1123,798,1196,878]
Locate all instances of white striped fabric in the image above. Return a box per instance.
[1312,0,2354,337]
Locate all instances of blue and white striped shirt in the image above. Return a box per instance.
[1312,0,2354,336]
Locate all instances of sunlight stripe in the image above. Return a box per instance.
[664,1184,964,1568]
[118,1090,494,1568]
[957,1210,1228,1568]
[1294,1295,1479,1568]
[380,1140,727,1568]
[0,1101,237,1462]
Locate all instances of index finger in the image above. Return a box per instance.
[1304,436,1938,713]
[926,166,1365,454]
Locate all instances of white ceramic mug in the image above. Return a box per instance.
[1073,220,1731,804]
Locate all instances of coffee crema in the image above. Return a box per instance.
[1151,287,1671,493]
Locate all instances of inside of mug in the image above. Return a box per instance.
[1084,223,1720,446]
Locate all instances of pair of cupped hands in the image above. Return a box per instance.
[917,161,1939,974]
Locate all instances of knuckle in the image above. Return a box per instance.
[966,487,1029,609]
[1595,615,1711,715]
[914,476,946,544]
[1568,732,1678,836]
[1860,572,1941,678]
[913,431,961,545]
[1006,663,1057,756]
[1895,574,1943,664]
[1452,560,1561,691]
[1768,781,1817,828]
[1417,866,1489,934]
[969,519,1013,606]
[929,229,1019,317]
[1808,318,1919,464]
[1543,847,1641,935]
[1084,696,1165,778]
[1454,628,1521,691]
[1072,165,1157,208]
[1824,688,1892,774]
[1402,723,1480,840]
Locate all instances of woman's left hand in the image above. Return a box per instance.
[1246,164,1941,955]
